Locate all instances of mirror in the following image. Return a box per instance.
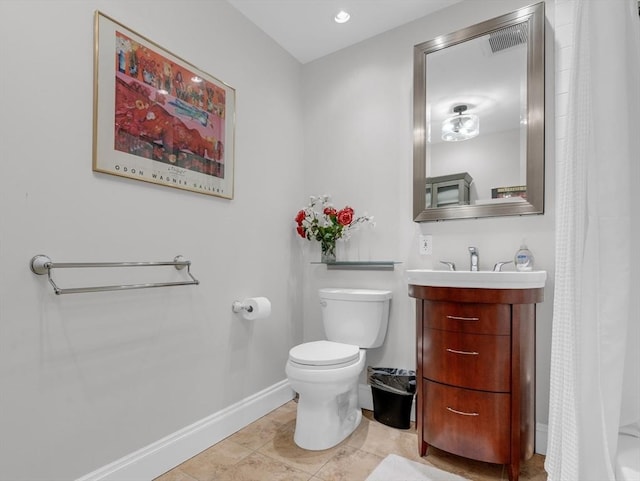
[413,3,545,222]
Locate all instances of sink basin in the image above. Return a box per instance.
[406,269,547,289]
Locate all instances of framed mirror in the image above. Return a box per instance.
[413,2,545,222]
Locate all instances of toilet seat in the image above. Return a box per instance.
[289,340,360,369]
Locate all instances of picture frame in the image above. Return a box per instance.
[93,11,235,199]
[491,185,527,200]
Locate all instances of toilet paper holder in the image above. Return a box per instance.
[232,300,254,313]
[232,297,271,320]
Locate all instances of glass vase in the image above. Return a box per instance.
[321,240,336,263]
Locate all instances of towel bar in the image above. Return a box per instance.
[30,255,199,295]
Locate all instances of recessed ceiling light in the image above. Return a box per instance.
[334,10,350,24]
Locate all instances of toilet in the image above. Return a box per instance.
[285,287,392,450]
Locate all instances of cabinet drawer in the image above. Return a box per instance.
[423,380,510,464]
[425,301,510,335]
[423,328,511,392]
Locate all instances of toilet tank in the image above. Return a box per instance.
[319,288,392,348]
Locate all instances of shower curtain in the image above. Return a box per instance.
[546,1,640,480]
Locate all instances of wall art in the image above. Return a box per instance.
[93,11,235,198]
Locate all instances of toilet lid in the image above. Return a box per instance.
[289,340,360,367]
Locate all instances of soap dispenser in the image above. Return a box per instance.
[514,241,534,272]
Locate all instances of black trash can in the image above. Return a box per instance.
[367,366,416,429]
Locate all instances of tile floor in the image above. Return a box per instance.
[155,401,547,481]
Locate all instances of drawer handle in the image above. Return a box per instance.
[446,315,480,321]
[446,407,479,417]
[446,348,479,356]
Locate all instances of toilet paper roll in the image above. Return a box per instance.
[242,297,271,320]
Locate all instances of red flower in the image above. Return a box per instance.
[337,207,354,226]
[323,207,337,217]
[294,196,372,246]
[295,210,306,225]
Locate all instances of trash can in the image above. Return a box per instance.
[367,366,416,429]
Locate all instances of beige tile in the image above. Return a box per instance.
[313,445,384,481]
[418,446,548,481]
[157,405,547,481]
[228,415,285,451]
[346,415,422,463]
[216,452,311,481]
[518,454,548,481]
[262,400,298,425]
[419,447,503,481]
[257,419,343,475]
[154,468,198,481]
[176,438,253,481]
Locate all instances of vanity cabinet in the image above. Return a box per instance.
[409,285,543,481]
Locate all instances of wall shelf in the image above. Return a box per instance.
[311,261,400,271]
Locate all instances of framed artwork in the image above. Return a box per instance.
[93,11,235,199]
[491,185,527,200]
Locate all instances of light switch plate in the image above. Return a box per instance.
[419,235,433,255]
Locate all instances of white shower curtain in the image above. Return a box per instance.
[546,1,640,480]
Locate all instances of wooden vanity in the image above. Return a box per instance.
[409,284,544,481]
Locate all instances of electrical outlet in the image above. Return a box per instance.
[419,235,433,255]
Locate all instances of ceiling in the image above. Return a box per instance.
[226,0,463,64]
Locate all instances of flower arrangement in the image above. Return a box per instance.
[294,195,374,262]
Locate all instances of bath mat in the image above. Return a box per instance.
[366,454,470,481]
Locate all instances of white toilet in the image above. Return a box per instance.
[285,287,392,450]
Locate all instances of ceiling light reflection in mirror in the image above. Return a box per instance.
[441,104,479,142]
[334,10,351,23]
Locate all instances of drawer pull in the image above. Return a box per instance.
[446,315,480,321]
[446,407,479,417]
[446,348,479,356]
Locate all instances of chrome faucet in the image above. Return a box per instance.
[493,260,513,272]
[469,247,479,271]
[440,260,456,271]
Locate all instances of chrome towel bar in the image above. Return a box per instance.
[30,255,199,295]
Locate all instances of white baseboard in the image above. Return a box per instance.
[536,422,548,455]
[359,383,374,411]
[76,380,295,481]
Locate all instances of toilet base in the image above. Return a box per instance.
[286,345,367,451]
[293,384,363,450]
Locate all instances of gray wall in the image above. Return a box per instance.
[301,0,555,446]
[0,0,557,479]
[0,1,304,479]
